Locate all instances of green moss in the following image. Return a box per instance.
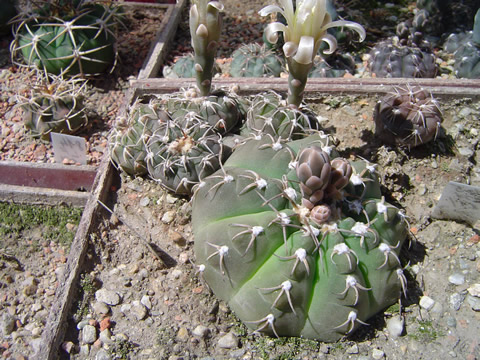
[409,320,443,342]
[0,202,82,247]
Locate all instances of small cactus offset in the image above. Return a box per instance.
[109,100,162,177]
[373,85,443,148]
[451,9,480,79]
[17,70,89,141]
[10,0,120,76]
[242,91,320,140]
[308,53,356,78]
[368,40,437,78]
[192,133,408,341]
[230,43,285,78]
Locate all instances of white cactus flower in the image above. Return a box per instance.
[259,0,366,65]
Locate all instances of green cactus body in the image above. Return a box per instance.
[368,40,437,78]
[192,133,408,341]
[242,91,320,140]
[230,43,284,78]
[163,53,221,79]
[452,9,480,79]
[146,113,231,196]
[164,89,244,134]
[110,101,161,177]
[19,72,88,141]
[12,0,119,76]
[374,85,443,148]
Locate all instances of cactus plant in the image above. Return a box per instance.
[192,133,408,341]
[109,100,162,177]
[17,69,89,141]
[230,43,285,78]
[308,53,356,78]
[373,85,443,148]
[368,39,437,78]
[450,9,480,79]
[162,52,221,79]
[189,0,223,96]
[146,108,232,196]
[242,91,320,140]
[10,0,120,76]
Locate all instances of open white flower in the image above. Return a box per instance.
[259,0,366,65]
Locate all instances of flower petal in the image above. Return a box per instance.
[264,22,287,44]
[258,4,284,17]
[293,36,315,65]
[325,20,366,42]
[319,33,337,54]
[208,1,224,11]
[283,41,298,57]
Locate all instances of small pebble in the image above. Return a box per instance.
[131,301,148,320]
[386,316,404,338]
[346,344,359,354]
[467,283,480,297]
[82,325,97,344]
[161,211,176,224]
[449,273,465,285]
[192,325,209,338]
[95,348,111,360]
[466,294,480,311]
[372,348,385,359]
[419,295,435,310]
[141,295,152,310]
[95,289,121,306]
[450,293,465,311]
[139,197,150,207]
[217,332,238,349]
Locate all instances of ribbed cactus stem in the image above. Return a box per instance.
[189,0,223,96]
[473,9,480,46]
[286,58,312,107]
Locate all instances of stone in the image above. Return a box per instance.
[177,327,189,342]
[99,318,111,332]
[432,182,480,226]
[92,301,110,316]
[139,197,150,207]
[1,313,16,336]
[466,294,480,311]
[372,349,385,359]
[448,273,465,285]
[419,295,435,310]
[99,329,113,345]
[346,344,359,354]
[386,316,404,338]
[217,332,238,349]
[450,293,465,311]
[161,211,176,224]
[95,348,111,360]
[131,301,148,320]
[467,283,480,297]
[141,295,152,310]
[169,230,186,246]
[82,325,97,344]
[192,325,209,338]
[95,289,121,306]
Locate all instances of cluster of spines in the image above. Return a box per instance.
[230,43,285,78]
[16,70,89,140]
[192,134,408,340]
[10,0,121,76]
[373,84,443,148]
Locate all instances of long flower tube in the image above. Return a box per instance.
[189,0,224,96]
[259,0,366,107]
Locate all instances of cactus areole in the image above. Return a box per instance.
[192,133,408,341]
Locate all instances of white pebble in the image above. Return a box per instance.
[386,315,404,338]
[448,273,465,285]
[419,295,435,310]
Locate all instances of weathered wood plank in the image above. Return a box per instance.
[0,161,96,191]
[130,77,480,99]
[0,184,90,207]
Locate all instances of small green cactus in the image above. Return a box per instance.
[192,133,408,341]
[109,100,161,177]
[17,70,88,141]
[230,43,284,78]
[242,91,320,141]
[368,40,437,78]
[11,0,120,76]
[451,9,480,79]
[163,52,221,79]
[373,85,443,148]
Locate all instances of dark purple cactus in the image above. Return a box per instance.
[373,86,443,148]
